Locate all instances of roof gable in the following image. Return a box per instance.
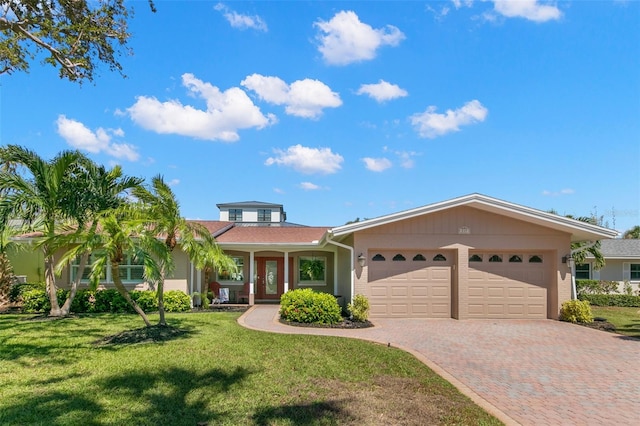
[329,193,618,242]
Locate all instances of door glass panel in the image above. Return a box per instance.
[265,260,278,295]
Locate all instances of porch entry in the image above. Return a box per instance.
[255,257,284,300]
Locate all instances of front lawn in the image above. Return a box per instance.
[0,312,502,426]
[590,306,640,339]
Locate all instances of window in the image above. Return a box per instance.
[70,253,142,283]
[509,255,522,263]
[119,255,144,282]
[469,254,483,262]
[229,209,242,221]
[433,254,447,261]
[489,255,503,263]
[372,254,386,261]
[575,263,590,280]
[413,254,426,261]
[392,254,406,261]
[529,255,543,263]
[299,256,326,284]
[631,264,640,280]
[257,209,271,222]
[70,253,106,282]
[217,256,244,281]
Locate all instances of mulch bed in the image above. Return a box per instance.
[580,317,617,333]
[279,317,374,329]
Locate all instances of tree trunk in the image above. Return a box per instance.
[0,253,14,308]
[157,274,166,326]
[44,246,61,317]
[111,262,151,327]
[60,252,88,316]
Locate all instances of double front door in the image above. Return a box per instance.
[255,257,284,300]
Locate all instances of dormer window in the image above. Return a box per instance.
[229,209,242,222]
[258,209,271,222]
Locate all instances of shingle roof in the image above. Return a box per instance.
[597,239,640,258]
[214,225,329,244]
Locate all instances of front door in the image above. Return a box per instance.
[255,257,284,300]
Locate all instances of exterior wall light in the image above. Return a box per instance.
[357,253,366,268]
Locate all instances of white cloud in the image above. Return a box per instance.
[362,157,392,172]
[167,179,180,187]
[214,3,267,31]
[273,187,285,194]
[542,189,575,196]
[128,73,276,142]
[396,151,418,169]
[56,115,139,161]
[410,100,488,138]
[492,0,562,22]
[314,10,405,65]
[356,80,408,103]
[299,182,321,191]
[265,144,343,174]
[242,74,342,119]
[452,0,474,8]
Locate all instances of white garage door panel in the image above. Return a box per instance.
[368,251,452,318]
[467,253,548,319]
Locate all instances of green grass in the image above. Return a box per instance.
[0,312,502,426]
[591,306,640,339]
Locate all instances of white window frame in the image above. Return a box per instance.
[297,256,327,287]
[70,254,144,284]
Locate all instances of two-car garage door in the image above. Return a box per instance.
[366,250,549,319]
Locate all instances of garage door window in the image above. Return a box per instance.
[372,254,385,261]
[529,255,543,263]
[509,255,523,263]
[393,254,406,261]
[489,255,503,262]
[433,254,447,261]
[469,254,483,262]
[413,254,426,261]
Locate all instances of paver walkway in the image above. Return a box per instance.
[239,305,640,426]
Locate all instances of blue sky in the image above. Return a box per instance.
[3,1,639,233]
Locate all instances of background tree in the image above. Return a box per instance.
[0,0,155,83]
[623,226,640,239]
[0,145,86,316]
[132,175,236,326]
[568,215,605,269]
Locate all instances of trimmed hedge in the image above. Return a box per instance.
[19,288,191,314]
[280,288,342,325]
[578,294,640,307]
[576,279,619,295]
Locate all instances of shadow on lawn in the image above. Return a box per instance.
[252,400,353,426]
[2,366,254,425]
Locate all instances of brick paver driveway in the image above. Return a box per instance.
[239,305,639,426]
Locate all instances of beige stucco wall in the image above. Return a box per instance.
[352,206,572,319]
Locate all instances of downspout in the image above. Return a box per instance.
[569,240,599,300]
[325,234,354,305]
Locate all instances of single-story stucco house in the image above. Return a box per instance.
[12,194,623,320]
[578,239,640,294]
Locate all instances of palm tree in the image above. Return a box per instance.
[0,145,86,316]
[568,216,606,270]
[52,160,143,315]
[55,205,166,326]
[623,226,640,239]
[132,175,236,326]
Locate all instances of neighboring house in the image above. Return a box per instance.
[577,239,640,294]
[14,194,619,320]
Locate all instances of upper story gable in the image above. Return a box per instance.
[216,201,287,225]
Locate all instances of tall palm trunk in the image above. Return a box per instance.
[111,261,151,327]
[157,269,166,326]
[0,252,14,308]
[44,245,61,317]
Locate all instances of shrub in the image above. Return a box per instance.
[560,300,594,323]
[9,281,45,303]
[131,291,158,313]
[21,289,49,313]
[578,294,640,307]
[163,290,191,312]
[280,288,342,324]
[576,279,619,296]
[348,294,370,322]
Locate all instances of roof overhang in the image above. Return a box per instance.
[329,193,619,243]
